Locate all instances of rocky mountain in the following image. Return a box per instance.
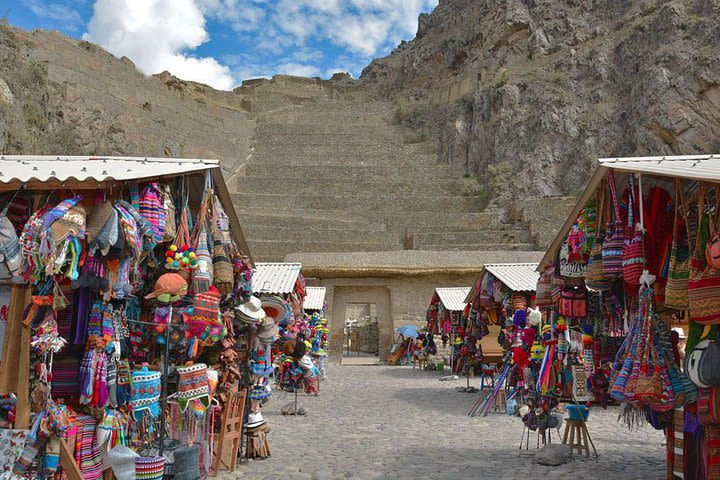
[362,0,720,200]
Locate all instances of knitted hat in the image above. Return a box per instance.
[172,445,200,480]
[176,363,211,416]
[145,273,188,302]
[130,367,161,421]
[135,455,165,480]
[185,286,223,345]
[89,205,118,256]
[106,445,138,480]
[51,203,86,244]
[85,201,114,243]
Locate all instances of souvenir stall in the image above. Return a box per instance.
[536,155,720,475]
[0,156,258,480]
[463,263,539,402]
[303,287,329,380]
[249,263,314,416]
[426,287,470,374]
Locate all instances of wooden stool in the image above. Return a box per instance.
[413,355,428,370]
[493,389,508,413]
[246,423,271,459]
[563,420,590,457]
[211,390,246,475]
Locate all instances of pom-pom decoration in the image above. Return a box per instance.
[164,244,198,270]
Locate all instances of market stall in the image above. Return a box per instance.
[536,155,720,475]
[303,287,329,380]
[426,287,470,373]
[0,155,263,479]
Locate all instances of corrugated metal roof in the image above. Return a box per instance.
[435,287,471,311]
[599,155,720,181]
[303,287,326,310]
[0,155,219,188]
[485,263,540,292]
[253,262,302,295]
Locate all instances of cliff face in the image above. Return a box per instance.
[361,0,720,200]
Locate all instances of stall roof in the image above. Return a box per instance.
[0,155,253,264]
[436,287,471,312]
[538,154,720,271]
[0,155,220,188]
[465,263,539,303]
[303,287,327,310]
[253,262,302,295]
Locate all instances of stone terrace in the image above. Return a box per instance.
[231,78,537,261]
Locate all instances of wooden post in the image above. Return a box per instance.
[59,438,83,480]
[14,284,32,429]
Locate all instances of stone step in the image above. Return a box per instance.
[236,175,459,195]
[242,225,397,245]
[232,194,485,213]
[416,243,537,251]
[241,163,460,179]
[250,143,430,157]
[260,112,391,127]
[235,207,504,230]
[248,154,438,169]
[237,213,388,232]
[410,229,532,247]
[247,240,403,262]
[254,131,405,146]
[257,123,403,136]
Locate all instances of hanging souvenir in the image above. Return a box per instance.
[688,185,720,324]
[665,179,691,310]
[602,170,624,278]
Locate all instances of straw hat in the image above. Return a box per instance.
[246,412,266,428]
[255,322,279,343]
[298,355,313,370]
[235,296,266,324]
[260,294,286,322]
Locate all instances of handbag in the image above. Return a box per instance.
[191,187,213,294]
[586,187,613,291]
[688,185,720,324]
[210,198,233,295]
[602,170,624,278]
[665,179,691,310]
[622,173,646,287]
[558,287,588,318]
[698,386,720,425]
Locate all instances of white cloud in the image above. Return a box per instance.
[84,0,235,90]
[23,0,83,28]
[275,62,321,77]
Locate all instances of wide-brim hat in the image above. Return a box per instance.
[145,272,188,301]
[246,412,266,428]
[298,355,313,370]
[260,294,286,322]
[236,296,266,322]
[256,323,279,342]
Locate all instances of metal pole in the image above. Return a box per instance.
[158,304,171,458]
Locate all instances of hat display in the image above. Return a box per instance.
[89,204,119,256]
[235,296,265,324]
[135,455,165,480]
[130,367,161,422]
[144,273,188,302]
[246,412,266,429]
[176,363,211,416]
[51,203,86,244]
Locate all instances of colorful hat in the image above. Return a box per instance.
[130,367,161,421]
[259,295,286,322]
[51,203,86,245]
[235,296,265,324]
[176,363,211,416]
[135,455,165,480]
[106,445,139,480]
[246,412,266,429]
[144,273,188,302]
[184,286,224,345]
[298,355,313,370]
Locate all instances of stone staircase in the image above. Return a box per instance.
[231,78,537,261]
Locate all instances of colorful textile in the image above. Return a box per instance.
[135,455,165,480]
[0,429,28,480]
[176,363,210,415]
[138,183,166,245]
[74,414,103,480]
[130,367,161,422]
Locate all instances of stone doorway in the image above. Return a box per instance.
[343,303,378,362]
[328,286,393,364]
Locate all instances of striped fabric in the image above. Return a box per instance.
[74,414,103,480]
[706,424,720,479]
[135,455,165,480]
[139,183,166,245]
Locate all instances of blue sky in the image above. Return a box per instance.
[7,0,438,90]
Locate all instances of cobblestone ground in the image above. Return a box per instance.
[221,366,666,480]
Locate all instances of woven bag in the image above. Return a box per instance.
[190,190,213,294]
[535,265,554,307]
[602,170,624,278]
[665,179,691,310]
[210,198,233,295]
[622,173,646,287]
[586,187,613,291]
[688,185,720,324]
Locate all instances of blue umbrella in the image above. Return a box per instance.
[396,324,419,339]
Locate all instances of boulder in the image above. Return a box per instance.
[534,444,573,466]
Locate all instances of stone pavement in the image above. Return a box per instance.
[221,366,665,480]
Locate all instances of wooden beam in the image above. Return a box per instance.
[59,438,84,480]
[13,285,32,429]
